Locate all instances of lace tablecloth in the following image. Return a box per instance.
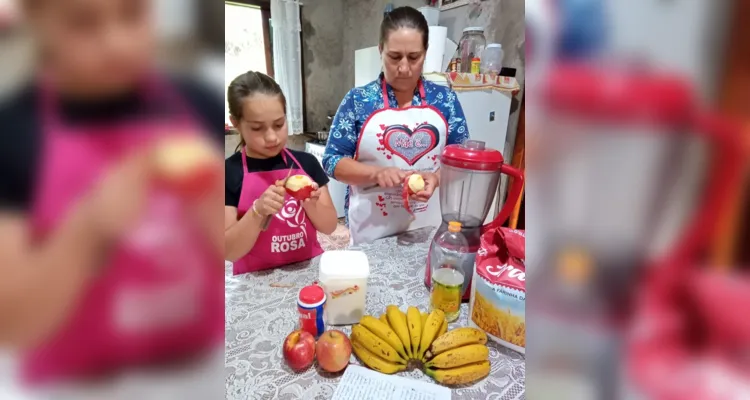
[225,228,526,400]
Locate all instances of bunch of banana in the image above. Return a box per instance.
[352,307,491,386]
[423,327,491,385]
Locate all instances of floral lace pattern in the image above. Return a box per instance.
[225,227,525,400]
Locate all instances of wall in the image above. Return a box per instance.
[439,0,525,160]
[300,0,348,133]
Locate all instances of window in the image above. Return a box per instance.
[225,1,272,124]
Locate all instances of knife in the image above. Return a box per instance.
[261,164,295,231]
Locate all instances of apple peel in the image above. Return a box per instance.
[285,174,316,201]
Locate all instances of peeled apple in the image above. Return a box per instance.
[285,175,315,200]
[154,137,218,196]
[407,174,425,194]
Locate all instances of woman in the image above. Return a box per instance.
[322,6,469,245]
[0,0,224,384]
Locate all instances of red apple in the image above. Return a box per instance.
[285,175,315,200]
[406,174,425,195]
[283,330,316,372]
[315,330,352,373]
[153,137,220,196]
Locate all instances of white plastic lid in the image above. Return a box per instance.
[463,27,484,33]
[319,250,370,280]
[486,43,502,49]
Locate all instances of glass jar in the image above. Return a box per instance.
[458,27,486,73]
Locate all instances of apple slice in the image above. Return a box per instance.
[154,137,219,196]
[407,174,425,194]
[285,175,315,200]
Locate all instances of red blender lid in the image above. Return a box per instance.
[441,140,504,171]
[298,284,325,307]
[543,63,695,125]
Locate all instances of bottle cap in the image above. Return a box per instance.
[298,284,326,308]
[472,57,480,62]
[448,221,462,232]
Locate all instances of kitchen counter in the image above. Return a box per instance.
[225,227,526,400]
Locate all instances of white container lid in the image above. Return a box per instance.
[319,251,370,280]
[463,27,484,33]
[486,43,502,49]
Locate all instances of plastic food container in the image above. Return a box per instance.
[480,43,504,74]
[318,251,370,325]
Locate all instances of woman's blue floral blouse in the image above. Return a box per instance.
[322,74,469,220]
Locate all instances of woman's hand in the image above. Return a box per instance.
[374,167,409,188]
[255,181,286,217]
[410,171,439,203]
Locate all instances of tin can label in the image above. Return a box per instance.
[298,301,326,338]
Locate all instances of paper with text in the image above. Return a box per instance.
[331,365,451,400]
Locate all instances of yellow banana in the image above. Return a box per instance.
[438,318,448,338]
[351,324,406,364]
[379,314,389,326]
[425,360,491,385]
[421,312,428,327]
[417,309,445,360]
[352,340,407,375]
[428,327,488,358]
[406,307,422,357]
[386,305,412,358]
[359,315,408,359]
[425,344,489,369]
[422,317,448,362]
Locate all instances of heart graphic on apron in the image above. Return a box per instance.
[383,123,439,166]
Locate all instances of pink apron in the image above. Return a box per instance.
[21,76,224,384]
[232,148,323,275]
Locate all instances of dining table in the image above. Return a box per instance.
[225,227,526,400]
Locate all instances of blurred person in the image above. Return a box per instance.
[0,0,224,385]
[322,6,469,245]
[224,71,337,274]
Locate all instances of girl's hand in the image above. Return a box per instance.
[87,152,152,240]
[302,183,321,205]
[255,181,286,217]
[410,172,439,203]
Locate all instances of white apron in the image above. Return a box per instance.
[348,79,448,245]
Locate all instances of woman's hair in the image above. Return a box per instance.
[227,71,286,152]
[379,6,429,50]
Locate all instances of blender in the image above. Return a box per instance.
[425,140,524,301]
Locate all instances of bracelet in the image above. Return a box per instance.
[251,200,263,218]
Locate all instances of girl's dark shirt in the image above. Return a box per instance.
[224,149,330,208]
[0,75,225,212]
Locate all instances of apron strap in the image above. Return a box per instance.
[282,148,305,171]
[240,147,305,176]
[380,78,427,109]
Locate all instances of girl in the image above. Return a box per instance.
[224,71,337,274]
[0,0,224,384]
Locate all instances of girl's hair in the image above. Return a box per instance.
[227,71,286,152]
[379,6,429,50]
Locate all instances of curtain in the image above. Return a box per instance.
[270,0,304,135]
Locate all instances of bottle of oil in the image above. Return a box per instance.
[430,221,468,322]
